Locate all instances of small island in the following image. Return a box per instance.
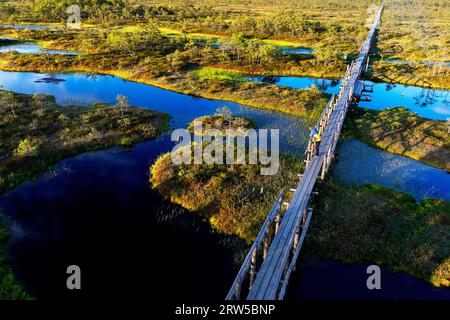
[0,90,169,195]
[187,108,256,135]
[151,114,303,240]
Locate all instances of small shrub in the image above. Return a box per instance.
[14,139,37,157]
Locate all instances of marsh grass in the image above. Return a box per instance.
[195,66,246,83]
[344,106,450,172]
[0,90,169,195]
[306,180,450,287]
[150,140,304,241]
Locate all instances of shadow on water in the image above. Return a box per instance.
[286,260,450,300]
[247,75,449,120]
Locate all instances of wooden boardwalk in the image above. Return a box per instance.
[226,3,384,301]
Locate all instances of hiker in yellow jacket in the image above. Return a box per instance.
[309,126,322,156]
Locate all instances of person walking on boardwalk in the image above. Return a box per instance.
[309,125,322,156]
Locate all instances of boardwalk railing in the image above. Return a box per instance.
[226,2,384,300]
[226,190,285,300]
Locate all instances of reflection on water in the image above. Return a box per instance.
[0,70,309,155]
[0,24,54,30]
[334,140,450,201]
[358,81,450,120]
[280,47,314,55]
[247,75,342,94]
[0,37,79,55]
[247,75,450,120]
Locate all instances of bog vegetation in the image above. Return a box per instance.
[0,90,169,195]
[0,219,31,299]
[306,181,450,287]
[345,106,450,172]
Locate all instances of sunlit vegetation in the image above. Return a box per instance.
[371,0,450,89]
[0,219,31,299]
[345,106,450,172]
[0,90,169,195]
[306,181,450,287]
[377,0,449,64]
[150,143,304,241]
[369,61,450,90]
[0,0,380,78]
[196,67,246,83]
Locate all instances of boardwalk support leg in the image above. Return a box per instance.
[274,213,281,235]
[263,228,270,260]
[249,248,257,289]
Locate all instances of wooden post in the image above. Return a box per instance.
[293,224,300,252]
[263,228,270,260]
[321,154,328,180]
[304,208,311,227]
[235,280,242,300]
[274,212,281,235]
[306,141,312,161]
[249,248,257,289]
[283,255,290,279]
[366,56,370,71]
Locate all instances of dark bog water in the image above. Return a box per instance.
[1,136,244,299]
[334,140,450,201]
[287,260,450,300]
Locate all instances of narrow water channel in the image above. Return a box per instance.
[0,36,79,55]
[249,76,450,120]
